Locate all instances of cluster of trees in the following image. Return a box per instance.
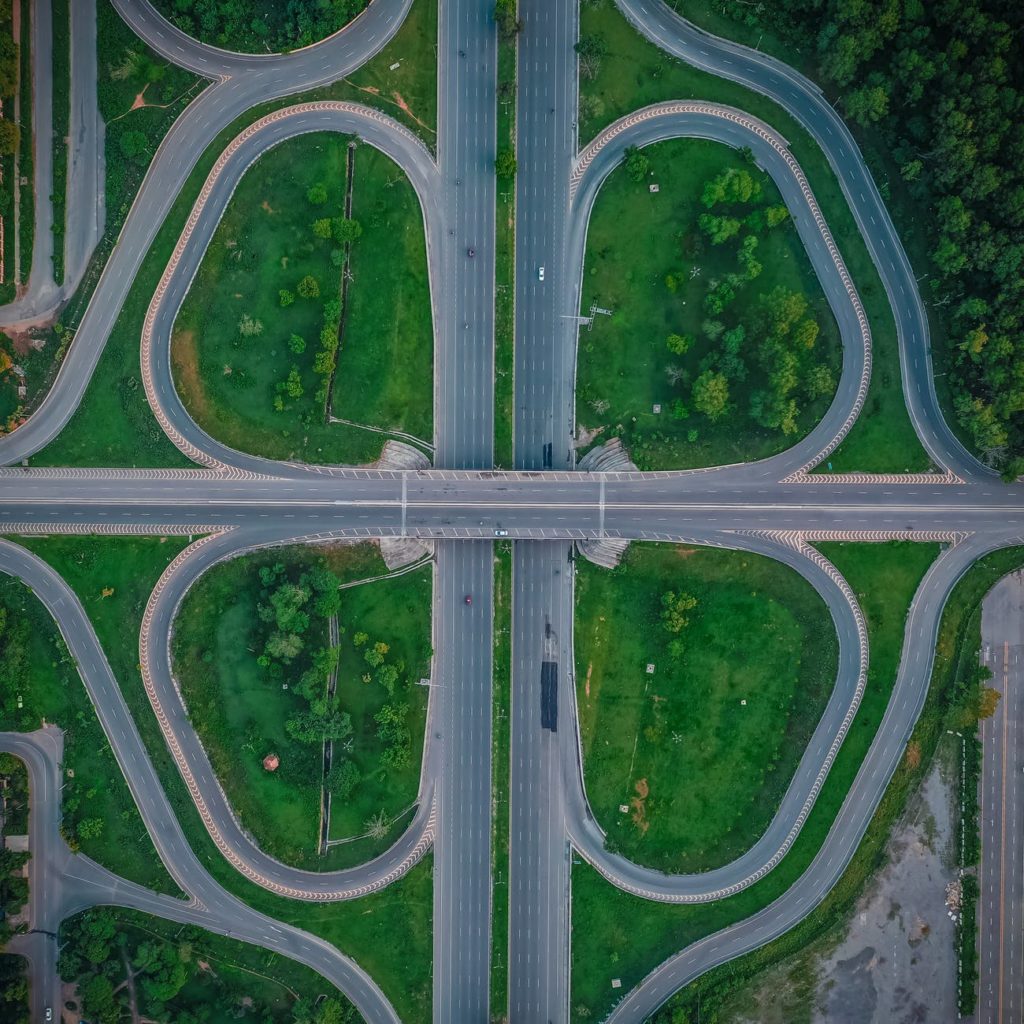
[352,629,414,772]
[718,0,1024,470]
[662,165,833,436]
[0,20,18,158]
[59,910,357,1024]
[0,955,27,1024]
[155,0,368,53]
[243,186,361,416]
[0,846,29,945]
[254,561,348,751]
[660,590,697,660]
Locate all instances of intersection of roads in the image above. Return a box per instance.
[0,1,1019,1022]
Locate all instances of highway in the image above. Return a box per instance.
[978,573,1024,1024]
[0,1,1019,1022]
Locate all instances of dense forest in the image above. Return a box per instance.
[708,0,1024,470]
[154,0,368,52]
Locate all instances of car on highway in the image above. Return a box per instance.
[495,529,509,537]
[464,594,472,605]
[467,247,475,257]
[538,265,545,281]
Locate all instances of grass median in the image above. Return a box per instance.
[18,534,433,1020]
[576,0,927,473]
[570,540,937,1019]
[34,0,437,469]
[491,541,512,1018]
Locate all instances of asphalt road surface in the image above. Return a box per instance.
[1,1,1020,1022]
[978,573,1024,1024]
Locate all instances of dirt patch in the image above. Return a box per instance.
[674,546,698,559]
[574,423,606,449]
[260,199,275,214]
[170,329,211,419]
[630,777,650,834]
[585,662,593,700]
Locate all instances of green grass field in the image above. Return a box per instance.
[575,543,836,873]
[171,133,432,466]
[172,543,432,871]
[578,137,840,470]
[331,145,434,444]
[19,535,433,1020]
[570,541,938,1019]
[577,0,927,473]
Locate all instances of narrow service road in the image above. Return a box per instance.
[978,573,1024,1024]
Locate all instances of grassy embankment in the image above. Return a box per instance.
[18,535,433,1021]
[576,0,927,473]
[575,543,837,873]
[171,135,432,466]
[578,137,841,470]
[570,541,938,1019]
[50,0,68,285]
[645,544,1024,1022]
[32,0,437,469]
[173,543,432,870]
[0,561,179,894]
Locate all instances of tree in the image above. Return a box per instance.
[0,119,19,157]
[845,82,890,126]
[495,148,517,179]
[332,217,363,244]
[623,144,650,183]
[698,213,741,245]
[326,759,360,799]
[279,289,295,307]
[288,333,306,355]
[117,129,148,162]
[575,34,608,80]
[0,36,18,97]
[764,205,789,228]
[297,275,320,299]
[692,370,729,420]
[312,217,333,239]
[666,333,694,356]
[264,631,303,663]
[286,705,352,744]
[806,364,836,399]
[661,591,697,634]
[307,182,328,205]
[77,818,104,840]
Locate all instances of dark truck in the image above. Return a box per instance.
[540,661,558,731]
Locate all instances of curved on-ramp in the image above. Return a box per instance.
[614,0,985,483]
[138,527,439,901]
[141,101,443,477]
[0,0,414,466]
[567,101,870,484]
